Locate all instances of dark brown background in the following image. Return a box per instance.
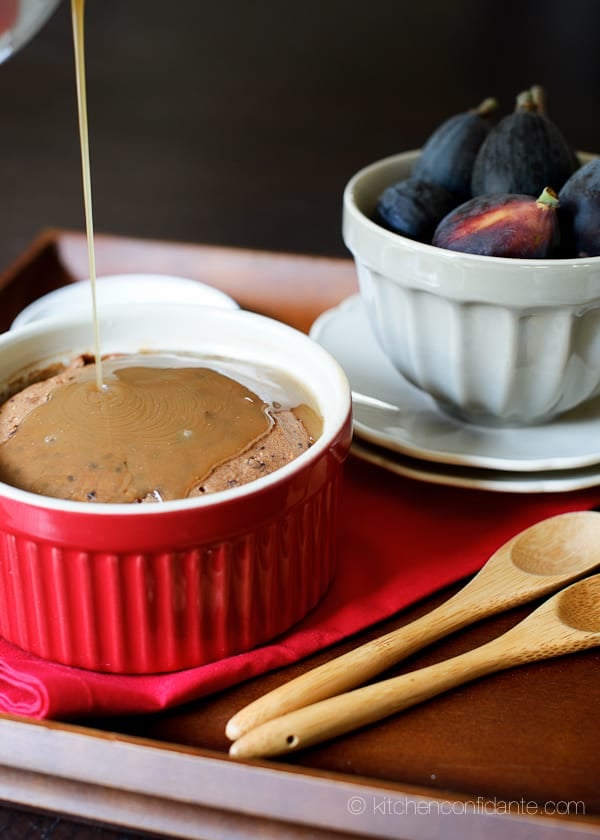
[2,0,600,275]
[1,1,600,837]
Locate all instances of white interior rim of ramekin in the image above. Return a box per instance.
[343,150,600,271]
[0,303,351,515]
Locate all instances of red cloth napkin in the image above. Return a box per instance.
[1,456,599,721]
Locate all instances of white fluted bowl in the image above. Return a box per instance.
[343,149,600,426]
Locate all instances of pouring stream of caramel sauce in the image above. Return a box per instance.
[71,0,103,389]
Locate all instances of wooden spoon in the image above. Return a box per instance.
[229,573,600,759]
[226,510,600,741]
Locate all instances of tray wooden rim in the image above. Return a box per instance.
[0,713,596,840]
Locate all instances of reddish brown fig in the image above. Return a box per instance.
[432,187,560,258]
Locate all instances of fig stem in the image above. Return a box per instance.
[473,97,499,117]
[536,186,559,209]
[516,89,537,112]
[530,84,546,114]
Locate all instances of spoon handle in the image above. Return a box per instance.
[227,534,537,740]
[230,641,503,759]
[229,591,600,760]
[225,571,493,740]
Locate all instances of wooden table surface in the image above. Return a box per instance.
[2,2,600,837]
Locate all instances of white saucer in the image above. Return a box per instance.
[310,295,600,473]
[351,439,600,494]
[10,274,239,329]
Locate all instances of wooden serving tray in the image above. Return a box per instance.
[0,230,598,840]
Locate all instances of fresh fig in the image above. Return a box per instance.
[558,157,600,257]
[375,177,458,242]
[411,97,498,200]
[432,187,560,258]
[471,87,579,197]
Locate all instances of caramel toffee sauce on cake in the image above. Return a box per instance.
[0,355,320,503]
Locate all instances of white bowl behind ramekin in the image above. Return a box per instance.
[0,303,352,674]
[10,273,238,329]
[343,150,600,426]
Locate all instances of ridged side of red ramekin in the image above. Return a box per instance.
[0,466,343,673]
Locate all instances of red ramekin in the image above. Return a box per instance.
[0,302,352,673]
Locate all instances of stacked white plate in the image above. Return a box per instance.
[310,295,600,493]
[10,274,238,329]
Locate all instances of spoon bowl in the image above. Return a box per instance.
[509,512,600,575]
[558,574,600,632]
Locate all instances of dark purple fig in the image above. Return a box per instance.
[558,157,600,257]
[432,187,560,258]
[471,87,579,197]
[411,97,498,200]
[375,177,458,242]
